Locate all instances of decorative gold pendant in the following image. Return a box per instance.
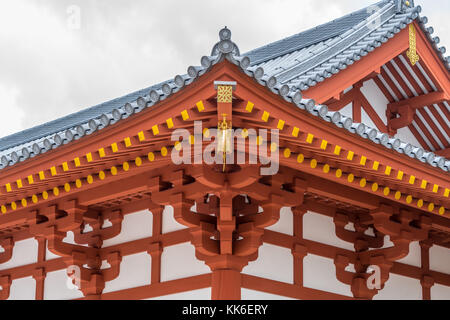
[217,114,232,172]
[406,23,420,66]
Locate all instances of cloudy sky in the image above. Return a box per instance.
[0,0,448,139]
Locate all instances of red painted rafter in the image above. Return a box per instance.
[387,60,446,150]
[372,70,430,150]
[303,27,410,103]
[393,56,450,141]
[381,59,442,150]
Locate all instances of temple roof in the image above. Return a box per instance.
[0,0,448,172]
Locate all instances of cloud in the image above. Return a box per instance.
[0,85,25,138]
[0,0,448,139]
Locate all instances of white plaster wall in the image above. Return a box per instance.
[241,288,296,300]
[303,211,354,250]
[146,287,211,300]
[44,269,84,300]
[361,109,378,130]
[265,207,293,235]
[7,276,35,300]
[242,243,293,284]
[395,127,422,147]
[46,243,60,261]
[374,274,422,300]
[430,245,450,274]
[162,205,188,233]
[360,79,388,125]
[0,238,38,270]
[160,242,210,282]
[396,241,421,267]
[103,209,153,247]
[303,254,352,297]
[339,102,353,118]
[431,284,450,300]
[103,252,151,293]
[359,78,423,148]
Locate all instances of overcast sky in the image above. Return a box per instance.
[0,0,448,139]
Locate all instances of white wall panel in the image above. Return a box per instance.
[303,211,354,250]
[395,127,422,147]
[396,241,421,267]
[44,269,84,300]
[339,102,352,118]
[361,79,388,125]
[303,254,352,297]
[161,242,210,282]
[7,276,35,300]
[430,245,450,274]
[431,284,450,300]
[361,109,377,130]
[374,274,422,300]
[46,243,60,261]
[242,243,293,284]
[265,207,293,235]
[0,238,38,270]
[162,205,187,234]
[103,210,153,247]
[103,252,151,293]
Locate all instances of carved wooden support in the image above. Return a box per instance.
[64,250,122,299]
[333,204,431,299]
[150,168,307,299]
[0,237,14,264]
[334,212,384,251]
[28,200,122,300]
[74,209,124,248]
[386,104,414,134]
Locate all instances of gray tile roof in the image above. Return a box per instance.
[0,0,448,172]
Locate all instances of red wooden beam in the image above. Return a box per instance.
[388,91,448,113]
[414,21,450,95]
[435,147,450,158]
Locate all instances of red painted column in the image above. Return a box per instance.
[148,206,164,284]
[148,242,163,284]
[34,237,47,300]
[32,268,46,300]
[211,269,241,300]
[292,208,307,286]
[420,240,434,300]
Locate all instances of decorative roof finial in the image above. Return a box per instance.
[395,0,414,13]
[219,27,232,41]
[211,27,240,56]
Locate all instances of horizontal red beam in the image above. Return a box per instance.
[388,91,448,113]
